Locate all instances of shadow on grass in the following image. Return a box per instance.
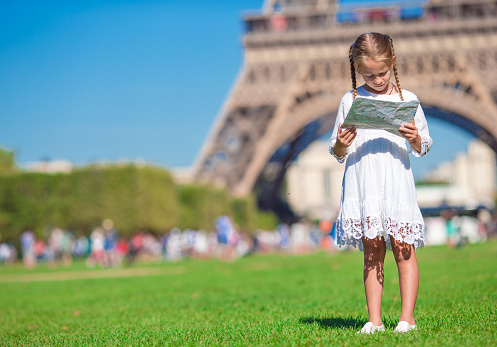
[299,316,367,330]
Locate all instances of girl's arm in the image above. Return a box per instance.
[399,102,433,157]
[334,123,357,157]
[400,123,421,153]
[330,93,356,162]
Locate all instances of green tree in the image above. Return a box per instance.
[178,184,232,231]
[0,148,17,175]
[0,164,180,241]
[0,162,279,242]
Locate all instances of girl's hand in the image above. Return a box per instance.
[333,123,356,157]
[399,123,421,153]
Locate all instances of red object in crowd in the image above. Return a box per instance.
[116,239,128,256]
[319,220,333,234]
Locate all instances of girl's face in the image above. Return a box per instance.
[359,58,393,94]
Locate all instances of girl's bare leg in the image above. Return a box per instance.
[390,236,418,325]
[362,237,386,326]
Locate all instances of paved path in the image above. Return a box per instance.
[0,266,186,283]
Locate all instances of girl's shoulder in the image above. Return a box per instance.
[341,90,354,99]
[340,90,355,105]
[401,89,419,101]
[339,88,420,103]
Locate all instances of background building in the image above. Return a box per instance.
[22,160,73,174]
[419,140,496,208]
[285,141,344,220]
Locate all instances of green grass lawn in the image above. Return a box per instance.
[1,240,496,346]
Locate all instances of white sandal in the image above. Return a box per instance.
[394,321,417,333]
[357,322,385,334]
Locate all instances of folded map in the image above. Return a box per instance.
[342,97,420,137]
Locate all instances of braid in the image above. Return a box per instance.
[393,65,404,101]
[349,44,357,100]
[386,35,404,101]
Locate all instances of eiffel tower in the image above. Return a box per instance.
[193,0,497,219]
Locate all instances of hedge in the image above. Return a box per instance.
[0,163,278,244]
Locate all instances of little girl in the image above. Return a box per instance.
[329,32,432,334]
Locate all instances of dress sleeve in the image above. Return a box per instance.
[329,93,350,163]
[410,102,433,157]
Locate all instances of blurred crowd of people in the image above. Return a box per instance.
[0,212,495,269]
[0,216,339,269]
[425,209,495,248]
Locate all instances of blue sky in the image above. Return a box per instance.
[0,0,474,180]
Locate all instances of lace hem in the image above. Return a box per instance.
[335,216,425,251]
[410,135,433,157]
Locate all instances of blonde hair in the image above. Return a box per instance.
[349,32,404,101]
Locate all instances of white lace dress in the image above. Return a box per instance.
[329,86,433,251]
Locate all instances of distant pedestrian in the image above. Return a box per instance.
[20,230,36,268]
[215,215,238,261]
[329,33,432,334]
